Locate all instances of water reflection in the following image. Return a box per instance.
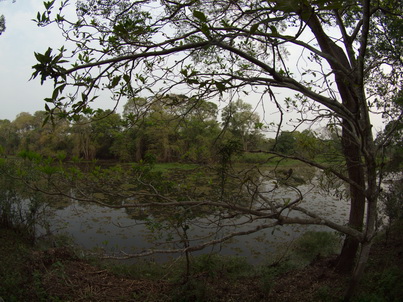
[44,170,351,264]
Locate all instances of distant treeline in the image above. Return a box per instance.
[0,96,345,163]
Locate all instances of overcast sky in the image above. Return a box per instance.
[0,1,385,133]
[0,0,61,120]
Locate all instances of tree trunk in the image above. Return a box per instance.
[336,91,366,273]
[336,131,366,272]
[344,154,378,298]
[343,240,372,300]
[299,7,368,271]
[300,9,368,271]
[135,136,143,162]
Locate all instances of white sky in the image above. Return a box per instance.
[0,0,385,133]
[0,0,61,120]
[0,0,284,126]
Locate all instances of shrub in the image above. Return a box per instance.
[381,177,403,224]
[294,231,340,262]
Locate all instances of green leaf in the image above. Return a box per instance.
[250,23,259,34]
[34,52,44,63]
[186,79,199,85]
[81,93,88,102]
[52,88,60,100]
[39,165,59,175]
[274,0,299,13]
[56,14,65,22]
[216,82,226,92]
[42,115,50,127]
[44,47,53,59]
[200,24,210,37]
[123,74,131,83]
[255,122,264,129]
[193,10,207,23]
[110,75,121,88]
[44,0,55,10]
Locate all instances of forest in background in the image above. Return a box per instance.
[0,0,402,300]
[0,95,354,165]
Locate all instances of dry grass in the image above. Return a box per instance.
[1,223,403,301]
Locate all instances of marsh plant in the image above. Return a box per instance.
[293,231,340,263]
[0,159,50,241]
[381,177,403,225]
[380,177,403,245]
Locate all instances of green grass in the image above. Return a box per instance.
[1,222,403,301]
[293,231,340,263]
[236,152,303,166]
[151,163,199,173]
[235,152,334,167]
[97,258,176,281]
[353,220,403,302]
[258,261,297,294]
[0,228,77,301]
[0,228,35,300]
[96,253,254,282]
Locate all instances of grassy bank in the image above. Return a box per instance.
[1,222,402,301]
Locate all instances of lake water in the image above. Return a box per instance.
[42,169,351,264]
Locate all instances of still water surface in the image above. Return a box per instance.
[44,171,350,264]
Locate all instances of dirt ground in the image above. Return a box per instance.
[1,222,403,302]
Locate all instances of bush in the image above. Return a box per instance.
[259,261,296,294]
[294,231,340,262]
[185,253,252,280]
[357,267,403,302]
[170,278,214,302]
[237,152,269,164]
[381,177,403,224]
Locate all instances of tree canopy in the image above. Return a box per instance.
[0,0,17,35]
[30,0,402,298]
[0,14,5,35]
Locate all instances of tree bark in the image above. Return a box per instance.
[344,240,373,300]
[300,5,367,273]
[336,134,366,272]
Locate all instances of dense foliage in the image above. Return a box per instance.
[0,98,338,163]
[13,0,403,298]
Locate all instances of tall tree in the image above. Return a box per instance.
[0,0,16,35]
[0,119,18,155]
[11,111,72,157]
[12,112,37,151]
[32,0,403,295]
[174,97,221,162]
[70,117,96,160]
[90,109,123,159]
[221,99,263,151]
[123,96,181,162]
[0,14,5,35]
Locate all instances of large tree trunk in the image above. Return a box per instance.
[300,6,368,273]
[336,128,366,272]
[135,136,144,162]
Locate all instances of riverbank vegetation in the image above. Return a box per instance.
[0,97,346,165]
[1,0,402,300]
[0,150,401,301]
[1,219,402,301]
